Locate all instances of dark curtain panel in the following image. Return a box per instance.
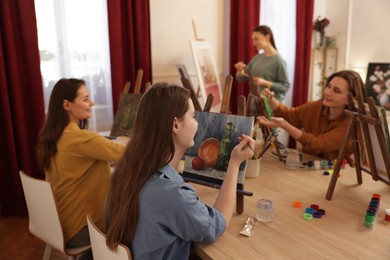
[293,0,314,106]
[288,0,314,149]
[107,0,152,113]
[0,0,45,216]
[229,0,260,114]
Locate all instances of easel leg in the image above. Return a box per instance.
[236,193,244,214]
[326,114,357,200]
[351,123,363,184]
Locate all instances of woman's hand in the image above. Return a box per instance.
[252,76,269,87]
[256,116,285,129]
[234,61,248,77]
[261,88,274,100]
[234,61,246,71]
[260,88,279,111]
[230,135,255,165]
[257,116,303,140]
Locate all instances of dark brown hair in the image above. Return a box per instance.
[36,78,87,170]
[326,70,365,98]
[253,25,277,50]
[105,83,191,249]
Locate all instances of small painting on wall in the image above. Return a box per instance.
[365,63,390,110]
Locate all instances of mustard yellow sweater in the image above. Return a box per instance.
[46,122,125,241]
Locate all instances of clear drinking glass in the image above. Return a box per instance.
[256,199,274,222]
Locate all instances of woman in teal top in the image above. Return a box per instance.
[235,25,290,102]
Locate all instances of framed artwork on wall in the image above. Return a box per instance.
[365,63,390,110]
[190,41,222,112]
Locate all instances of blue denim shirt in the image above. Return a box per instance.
[131,164,226,259]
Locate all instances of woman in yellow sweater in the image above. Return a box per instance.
[36,78,125,251]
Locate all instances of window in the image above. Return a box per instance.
[35,0,113,132]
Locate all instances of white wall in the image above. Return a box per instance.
[347,0,390,77]
[149,0,229,106]
[315,0,390,80]
[313,0,350,71]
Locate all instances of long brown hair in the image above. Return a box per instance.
[36,78,87,170]
[253,25,277,50]
[105,83,191,249]
[326,70,365,98]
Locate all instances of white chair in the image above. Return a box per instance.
[19,171,91,260]
[86,215,132,260]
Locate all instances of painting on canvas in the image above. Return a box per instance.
[110,93,142,137]
[190,41,222,112]
[183,111,254,189]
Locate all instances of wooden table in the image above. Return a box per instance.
[192,152,390,259]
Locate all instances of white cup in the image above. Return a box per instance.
[245,158,261,178]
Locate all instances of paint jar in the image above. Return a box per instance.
[285,152,301,170]
[314,160,321,170]
[307,160,314,170]
[256,199,274,223]
[245,158,261,178]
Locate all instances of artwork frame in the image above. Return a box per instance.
[183,111,254,190]
[190,40,222,112]
[365,63,390,110]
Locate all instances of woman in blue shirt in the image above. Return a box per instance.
[105,83,254,259]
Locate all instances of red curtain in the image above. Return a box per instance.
[292,0,314,106]
[287,0,314,149]
[107,0,152,113]
[0,0,45,216]
[229,0,260,114]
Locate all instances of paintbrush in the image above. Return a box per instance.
[231,125,255,154]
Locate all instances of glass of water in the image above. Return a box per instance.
[256,199,274,222]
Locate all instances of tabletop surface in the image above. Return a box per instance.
[191,152,390,260]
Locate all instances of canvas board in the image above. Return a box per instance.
[110,93,142,137]
[363,104,390,179]
[183,111,254,189]
[190,41,222,112]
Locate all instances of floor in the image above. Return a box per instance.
[0,216,68,259]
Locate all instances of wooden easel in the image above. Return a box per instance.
[182,74,253,214]
[220,75,252,214]
[192,20,204,41]
[325,84,390,200]
[110,69,144,137]
[247,82,284,162]
[177,63,214,112]
[177,64,202,111]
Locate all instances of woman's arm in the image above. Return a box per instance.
[213,135,254,225]
[78,133,126,161]
[257,116,303,140]
[257,114,352,156]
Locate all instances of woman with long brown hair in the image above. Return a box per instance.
[235,25,290,102]
[257,70,362,160]
[36,78,125,254]
[105,83,254,259]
